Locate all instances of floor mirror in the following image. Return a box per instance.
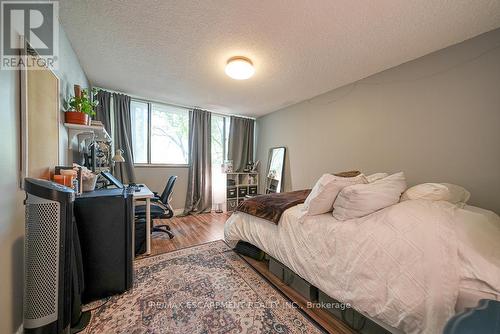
[265,147,286,193]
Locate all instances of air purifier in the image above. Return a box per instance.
[23,178,76,334]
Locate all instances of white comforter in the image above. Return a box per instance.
[224,200,500,334]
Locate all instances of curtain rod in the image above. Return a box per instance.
[93,85,256,120]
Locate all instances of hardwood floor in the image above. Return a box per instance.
[149,212,230,255]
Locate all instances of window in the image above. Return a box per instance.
[130,100,190,165]
[130,101,148,163]
[151,104,189,164]
[211,114,230,167]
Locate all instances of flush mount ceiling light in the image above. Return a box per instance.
[225,56,255,80]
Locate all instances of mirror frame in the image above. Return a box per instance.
[265,146,286,193]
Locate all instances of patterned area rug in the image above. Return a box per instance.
[83,240,324,333]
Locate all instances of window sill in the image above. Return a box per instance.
[134,164,189,168]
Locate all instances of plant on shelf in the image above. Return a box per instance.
[64,85,99,125]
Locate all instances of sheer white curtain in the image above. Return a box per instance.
[211,115,229,211]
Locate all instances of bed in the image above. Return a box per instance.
[224,199,500,334]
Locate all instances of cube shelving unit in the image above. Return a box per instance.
[226,172,259,211]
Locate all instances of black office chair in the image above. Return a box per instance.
[135,175,177,239]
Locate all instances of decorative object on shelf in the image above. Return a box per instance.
[248,174,257,185]
[64,85,99,125]
[243,161,254,172]
[223,160,233,173]
[251,160,260,173]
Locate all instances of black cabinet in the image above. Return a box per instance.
[74,188,134,303]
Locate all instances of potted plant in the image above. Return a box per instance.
[64,85,99,125]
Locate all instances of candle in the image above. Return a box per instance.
[53,175,65,185]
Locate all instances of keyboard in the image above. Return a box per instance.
[127,184,142,192]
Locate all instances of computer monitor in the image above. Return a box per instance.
[101,171,124,188]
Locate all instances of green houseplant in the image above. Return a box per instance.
[64,85,99,125]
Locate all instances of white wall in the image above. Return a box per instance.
[134,166,188,211]
[0,65,25,334]
[0,27,89,334]
[54,29,90,163]
[256,28,500,214]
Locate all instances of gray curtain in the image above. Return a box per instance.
[95,90,111,133]
[113,93,136,183]
[228,116,255,171]
[184,109,212,214]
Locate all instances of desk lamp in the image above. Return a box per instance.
[112,149,125,183]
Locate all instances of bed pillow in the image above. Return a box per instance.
[332,172,407,220]
[441,183,471,205]
[400,183,470,206]
[302,173,367,216]
[401,183,450,201]
[366,172,389,183]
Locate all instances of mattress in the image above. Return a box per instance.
[224,201,500,333]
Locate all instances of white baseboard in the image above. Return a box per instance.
[172,208,228,216]
[173,208,184,216]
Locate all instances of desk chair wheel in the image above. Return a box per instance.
[155,223,171,231]
[152,224,174,239]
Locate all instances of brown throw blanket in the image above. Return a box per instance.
[235,189,311,224]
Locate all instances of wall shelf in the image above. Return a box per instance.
[64,123,111,142]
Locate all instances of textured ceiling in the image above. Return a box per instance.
[59,0,500,117]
